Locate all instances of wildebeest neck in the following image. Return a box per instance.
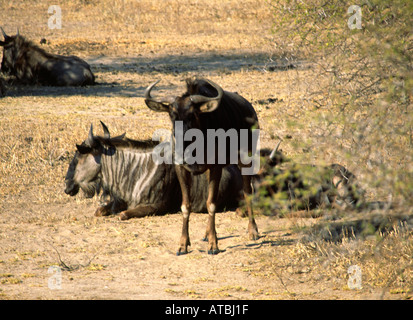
[99,140,166,206]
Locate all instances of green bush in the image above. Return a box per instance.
[264,0,413,209]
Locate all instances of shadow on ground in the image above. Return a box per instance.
[3,51,300,98]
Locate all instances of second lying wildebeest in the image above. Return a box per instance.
[255,144,365,215]
[64,122,243,220]
[145,77,260,255]
[0,28,95,86]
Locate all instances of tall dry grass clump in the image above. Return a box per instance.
[293,215,413,296]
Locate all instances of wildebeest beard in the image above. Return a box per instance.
[65,172,101,198]
[80,178,101,198]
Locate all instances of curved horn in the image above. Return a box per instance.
[189,79,223,113]
[269,141,282,160]
[144,80,170,112]
[100,121,110,139]
[144,79,161,101]
[1,27,9,39]
[86,124,94,146]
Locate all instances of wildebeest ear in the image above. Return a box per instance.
[76,144,92,154]
[199,100,220,113]
[0,41,14,48]
[114,132,126,139]
[144,100,170,113]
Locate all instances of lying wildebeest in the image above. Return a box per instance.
[254,143,365,215]
[64,122,243,221]
[0,28,95,86]
[145,77,260,255]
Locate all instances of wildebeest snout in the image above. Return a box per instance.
[64,179,79,196]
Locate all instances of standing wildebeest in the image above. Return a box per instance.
[145,77,260,255]
[64,122,243,220]
[0,28,95,86]
[255,143,365,214]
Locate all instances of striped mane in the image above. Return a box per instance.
[95,135,159,153]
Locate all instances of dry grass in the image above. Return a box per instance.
[1,0,274,55]
[295,220,413,296]
[0,0,412,300]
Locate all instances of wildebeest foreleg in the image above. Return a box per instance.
[119,203,168,220]
[95,198,127,217]
[204,167,222,255]
[243,175,259,240]
[95,203,112,217]
[176,166,192,255]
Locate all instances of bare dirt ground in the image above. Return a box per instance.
[0,201,377,300]
[0,1,412,300]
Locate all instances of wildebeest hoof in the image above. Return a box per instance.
[249,232,259,240]
[95,206,110,217]
[176,248,189,256]
[207,242,220,255]
[95,208,104,217]
[119,211,129,220]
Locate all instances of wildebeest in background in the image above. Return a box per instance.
[64,122,243,221]
[0,28,95,86]
[145,77,260,255]
[254,143,365,216]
